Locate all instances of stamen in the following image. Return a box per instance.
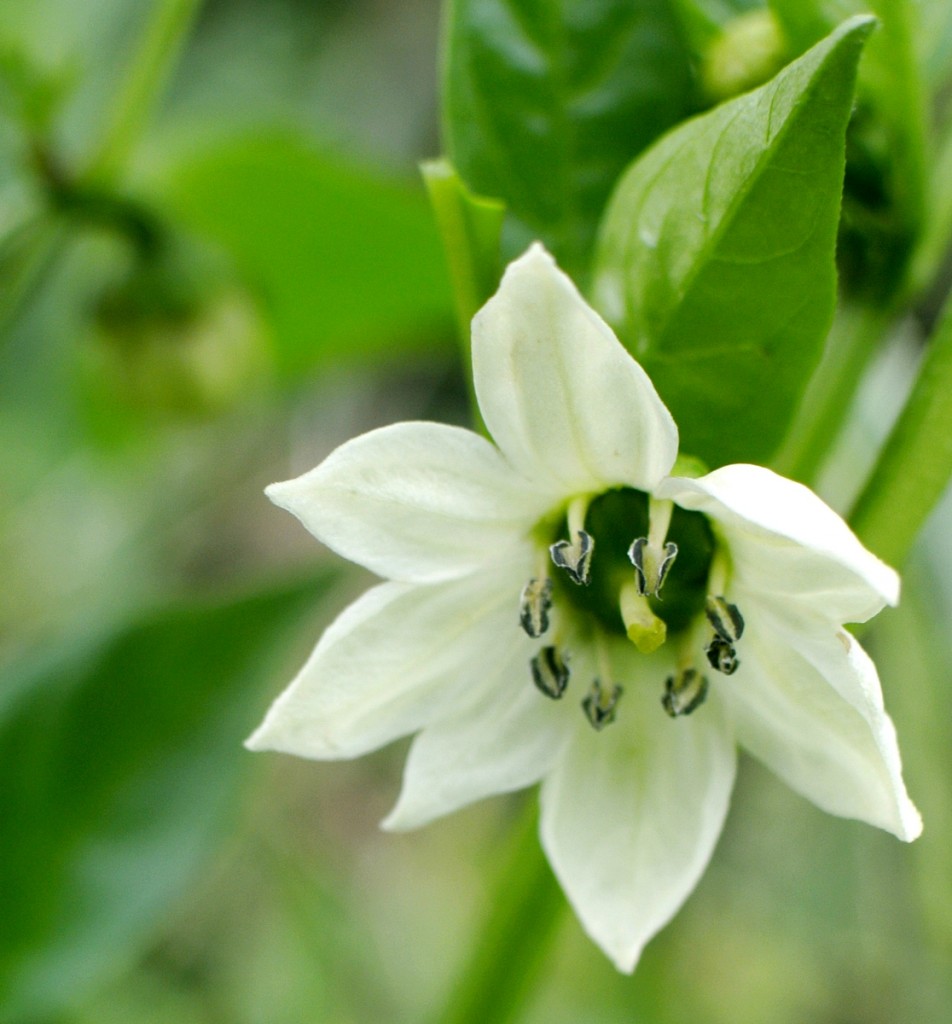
[582,632,623,729]
[704,637,739,675]
[662,667,709,718]
[619,580,666,654]
[550,531,594,586]
[519,577,553,638]
[628,537,678,597]
[628,497,678,597]
[582,679,623,730]
[550,495,594,586]
[530,646,570,699]
[705,596,744,643]
[703,595,744,675]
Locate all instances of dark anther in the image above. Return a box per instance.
[705,596,744,644]
[704,637,739,675]
[662,667,709,718]
[531,646,570,699]
[550,530,594,586]
[628,537,678,597]
[520,577,553,638]
[582,679,622,730]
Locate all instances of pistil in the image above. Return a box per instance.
[619,580,667,654]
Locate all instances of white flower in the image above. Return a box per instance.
[247,243,921,972]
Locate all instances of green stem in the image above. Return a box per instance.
[869,0,929,241]
[902,114,952,303]
[849,288,952,566]
[773,302,891,486]
[85,0,203,183]
[0,215,67,341]
[422,159,504,433]
[437,799,564,1024]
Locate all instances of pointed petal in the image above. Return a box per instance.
[267,421,542,584]
[246,556,533,760]
[723,601,922,841]
[539,643,736,972]
[472,244,678,500]
[657,465,899,623]
[383,641,574,830]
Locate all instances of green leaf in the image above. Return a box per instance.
[593,16,872,467]
[421,158,505,343]
[442,0,695,278]
[422,158,505,433]
[0,573,336,1022]
[152,134,453,377]
[770,0,929,243]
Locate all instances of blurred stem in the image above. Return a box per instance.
[773,303,891,486]
[849,287,952,565]
[0,216,67,340]
[85,0,203,183]
[437,799,564,1024]
[422,159,504,434]
[902,116,952,303]
[870,0,929,241]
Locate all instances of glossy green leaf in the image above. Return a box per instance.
[593,17,872,467]
[770,0,929,242]
[0,573,336,1022]
[442,0,694,278]
[153,134,453,377]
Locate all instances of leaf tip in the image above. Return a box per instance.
[831,12,877,48]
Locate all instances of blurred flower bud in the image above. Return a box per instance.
[700,11,789,104]
[90,245,271,418]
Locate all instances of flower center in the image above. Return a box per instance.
[518,486,745,728]
[550,488,714,636]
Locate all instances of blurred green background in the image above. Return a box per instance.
[1,1,951,1022]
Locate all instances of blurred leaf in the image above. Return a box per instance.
[0,571,337,1023]
[442,0,694,277]
[593,18,871,467]
[152,134,453,378]
[919,0,952,89]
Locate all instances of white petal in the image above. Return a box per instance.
[539,643,736,973]
[267,421,543,584]
[383,640,574,830]
[472,243,678,500]
[657,465,899,623]
[246,556,533,760]
[722,601,922,841]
